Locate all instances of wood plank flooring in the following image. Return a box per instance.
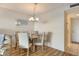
[5,46,73,56]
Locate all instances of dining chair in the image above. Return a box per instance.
[43,32,52,51]
[0,34,12,56]
[34,32,45,52]
[0,34,5,55]
[34,32,52,52]
[3,34,12,56]
[16,32,32,56]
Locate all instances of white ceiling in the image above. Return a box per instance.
[0,3,71,16]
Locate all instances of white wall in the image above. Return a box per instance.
[34,7,69,51]
[0,8,33,32]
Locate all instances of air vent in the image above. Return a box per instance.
[70,3,79,8]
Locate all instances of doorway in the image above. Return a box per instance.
[65,6,79,55]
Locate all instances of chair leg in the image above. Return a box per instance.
[27,48,29,56]
[33,45,35,52]
[20,48,22,56]
[19,48,22,56]
[42,45,44,52]
[35,45,38,51]
[18,48,20,55]
[45,45,47,52]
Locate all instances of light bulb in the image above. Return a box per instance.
[29,17,39,22]
[36,17,39,21]
[29,17,34,21]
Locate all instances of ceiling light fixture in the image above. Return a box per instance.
[29,3,39,22]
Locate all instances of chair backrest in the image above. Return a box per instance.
[4,34,11,44]
[44,32,52,42]
[17,32,29,48]
[39,32,45,44]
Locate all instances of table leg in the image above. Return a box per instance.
[32,39,35,52]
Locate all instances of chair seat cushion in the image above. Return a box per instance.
[29,43,32,47]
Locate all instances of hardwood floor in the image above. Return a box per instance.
[7,46,73,56]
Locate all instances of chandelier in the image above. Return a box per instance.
[29,3,39,22]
